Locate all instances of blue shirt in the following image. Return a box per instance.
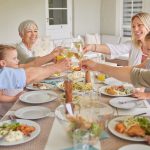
[0,67,26,89]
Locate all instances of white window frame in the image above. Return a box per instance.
[45,0,72,40]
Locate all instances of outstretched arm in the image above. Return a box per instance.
[19,47,62,68]
[25,58,71,84]
[81,59,132,82]
[83,44,111,54]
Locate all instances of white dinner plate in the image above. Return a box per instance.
[26,83,53,91]
[100,85,133,97]
[109,97,137,109]
[104,77,123,86]
[19,91,57,104]
[118,144,150,150]
[108,116,145,141]
[0,119,40,146]
[15,106,51,120]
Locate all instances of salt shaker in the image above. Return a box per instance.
[64,78,73,103]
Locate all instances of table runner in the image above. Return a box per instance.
[45,118,101,150]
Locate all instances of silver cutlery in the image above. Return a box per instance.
[133,112,147,117]
[115,112,147,123]
[118,100,138,104]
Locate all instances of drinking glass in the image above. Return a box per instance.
[73,129,101,150]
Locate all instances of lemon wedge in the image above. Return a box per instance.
[97,74,106,81]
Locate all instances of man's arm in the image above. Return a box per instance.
[94,64,132,83]
[81,59,132,82]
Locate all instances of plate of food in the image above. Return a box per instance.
[100,85,133,97]
[118,144,150,150]
[108,116,150,141]
[0,119,40,146]
[15,106,51,120]
[47,72,66,79]
[19,91,57,104]
[56,81,93,93]
[109,97,137,109]
[26,83,53,90]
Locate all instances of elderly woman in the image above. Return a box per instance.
[83,12,150,66]
[16,20,59,65]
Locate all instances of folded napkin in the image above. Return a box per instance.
[42,79,63,86]
[99,130,110,140]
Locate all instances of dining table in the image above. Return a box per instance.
[0,69,150,150]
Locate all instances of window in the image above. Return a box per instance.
[122,0,143,37]
[48,0,67,25]
[46,0,72,39]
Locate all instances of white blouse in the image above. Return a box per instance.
[106,41,143,66]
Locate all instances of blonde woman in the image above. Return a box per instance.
[83,12,150,66]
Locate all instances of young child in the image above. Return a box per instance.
[132,31,150,100]
[0,45,23,118]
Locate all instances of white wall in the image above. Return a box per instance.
[0,0,46,43]
[100,0,116,35]
[73,0,100,36]
[143,0,150,13]
[0,0,101,43]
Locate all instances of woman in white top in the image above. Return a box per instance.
[83,12,150,66]
[16,20,58,65]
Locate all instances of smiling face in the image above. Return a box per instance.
[132,17,149,42]
[21,24,38,48]
[3,49,19,68]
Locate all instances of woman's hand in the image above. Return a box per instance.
[132,92,150,99]
[132,87,150,99]
[83,44,96,53]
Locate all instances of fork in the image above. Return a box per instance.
[118,100,138,104]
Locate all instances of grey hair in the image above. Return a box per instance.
[18,20,38,36]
